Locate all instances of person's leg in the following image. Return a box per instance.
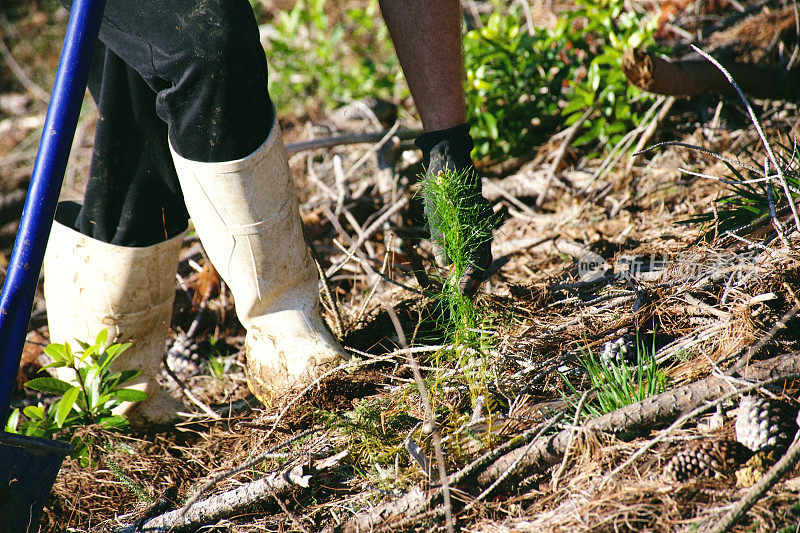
[90,0,274,163]
[62,0,274,246]
[77,41,188,246]
[379,0,495,293]
[378,0,466,131]
[49,0,343,411]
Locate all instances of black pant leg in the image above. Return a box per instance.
[58,0,275,246]
[91,0,274,162]
[76,42,189,246]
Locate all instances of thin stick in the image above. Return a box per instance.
[308,238,345,338]
[0,35,49,103]
[325,197,409,278]
[345,121,401,179]
[551,390,590,491]
[691,44,800,233]
[703,433,800,533]
[285,127,422,154]
[162,355,220,420]
[536,108,592,208]
[459,411,566,514]
[267,480,312,533]
[625,96,676,176]
[383,303,454,533]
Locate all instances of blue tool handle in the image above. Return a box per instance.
[0,0,106,425]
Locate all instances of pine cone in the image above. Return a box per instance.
[600,335,636,366]
[664,440,753,482]
[735,396,799,454]
[165,333,203,378]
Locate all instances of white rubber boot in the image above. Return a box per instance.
[43,216,185,425]
[170,118,344,405]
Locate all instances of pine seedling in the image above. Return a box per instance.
[420,168,495,347]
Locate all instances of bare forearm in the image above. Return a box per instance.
[379,0,466,131]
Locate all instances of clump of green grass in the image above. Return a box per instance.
[564,335,669,418]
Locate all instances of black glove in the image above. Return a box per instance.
[415,124,494,296]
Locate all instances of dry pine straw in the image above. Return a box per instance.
[44,158,800,532]
[466,429,800,533]
[35,92,800,532]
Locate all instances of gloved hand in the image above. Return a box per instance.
[415,124,494,296]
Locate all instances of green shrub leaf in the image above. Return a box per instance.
[55,387,80,428]
[113,388,148,402]
[25,377,74,395]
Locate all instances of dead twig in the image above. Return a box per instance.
[383,303,454,533]
[325,197,408,278]
[702,432,800,533]
[285,127,422,154]
[536,108,592,208]
[0,34,50,103]
[178,428,319,515]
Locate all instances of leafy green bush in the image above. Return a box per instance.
[264,0,405,116]
[5,330,145,462]
[464,0,662,162]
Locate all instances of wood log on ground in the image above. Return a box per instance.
[477,351,800,486]
[622,48,800,99]
[118,452,347,533]
[336,352,800,532]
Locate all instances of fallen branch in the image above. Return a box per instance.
[622,48,800,99]
[117,452,346,533]
[477,351,800,487]
[285,127,422,155]
[702,432,800,533]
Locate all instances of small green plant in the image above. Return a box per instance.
[420,167,500,410]
[206,354,227,380]
[420,168,495,345]
[564,335,668,418]
[464,0,663,162]
[263,0,404,116]
[5,329,145,462]
[204,337,230,380]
